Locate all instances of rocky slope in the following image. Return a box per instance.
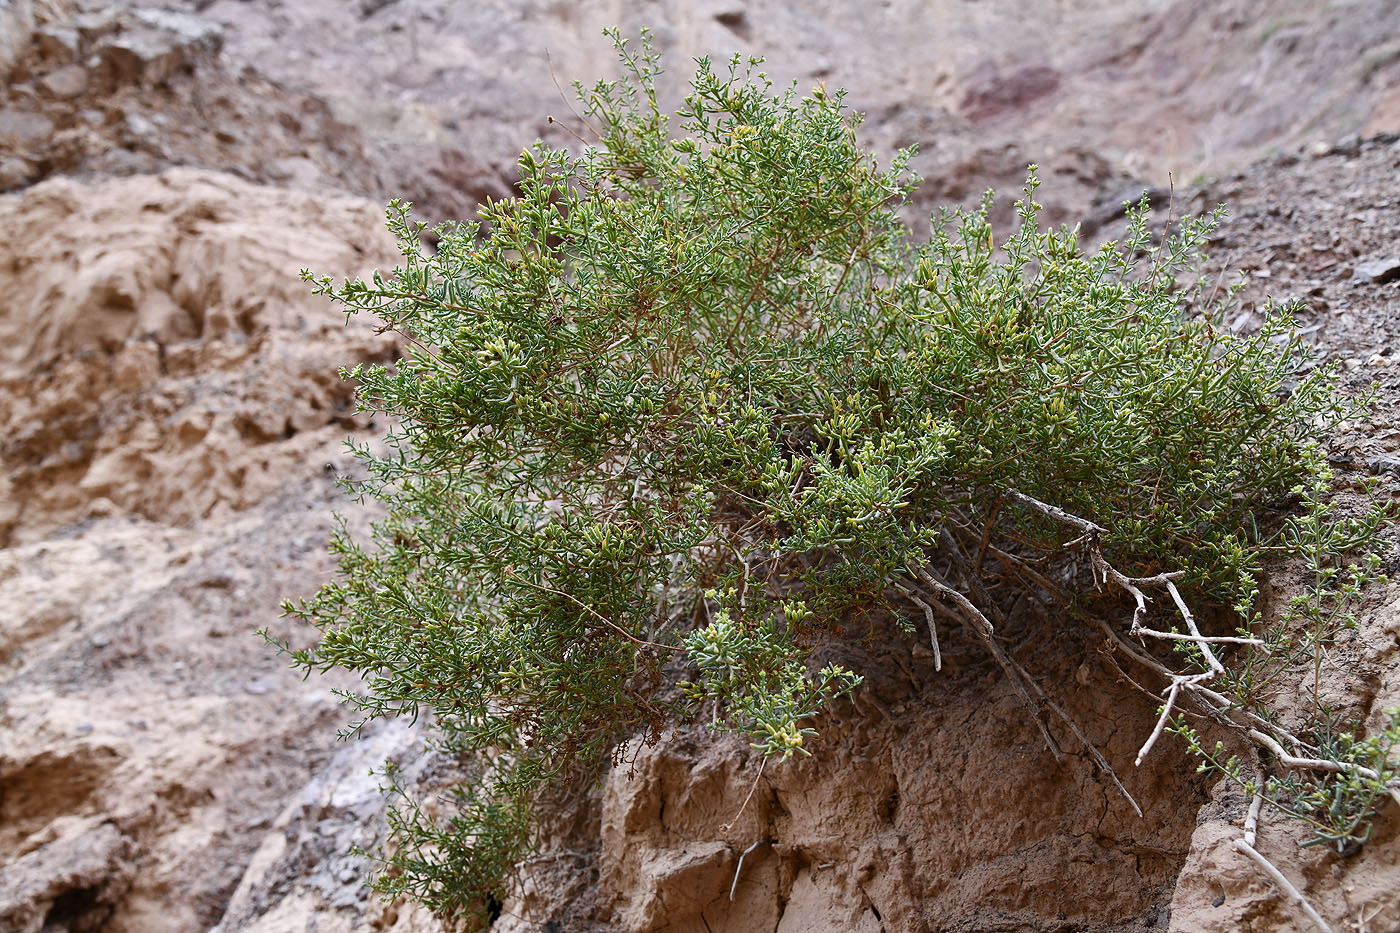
[2,2,1399,931]
[108,0,1400,225]
[0,164,406,931]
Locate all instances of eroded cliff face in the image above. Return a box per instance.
[0,164,412,932]
[0,169,405,546]
[2,2,1399,931]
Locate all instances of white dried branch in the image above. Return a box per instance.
[1233,839,1334,933]
[1105,565,1151,631]
[1134,671,1216,765]
[1137,680,1182,767]
[1006,491,1244,657]
[1245,783,1263,848]
[729,839,767,901]
[1166,578,1225,673]
[913,567,994,638]
[1248,730,1400,807]
[1130,627,1265,646]
[1004,489,1106,536]
[1003,489,1269,765]
[1096,613,1321,756]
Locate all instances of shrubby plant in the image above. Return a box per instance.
[279,31,1395,927]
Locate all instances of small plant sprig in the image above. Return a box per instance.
[279,30,1394,928]
[680,592,862,759]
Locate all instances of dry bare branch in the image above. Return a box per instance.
[729,839,768,901]
[1245,783,1263,848]
[1248,730,1400,808]
[1234,839,1334,933]
[896,583,942,671]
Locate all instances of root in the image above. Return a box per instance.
[996,488,1386,933]
[1230,776,1331,933]
[909,534,1144,815]
[720,757,768,832]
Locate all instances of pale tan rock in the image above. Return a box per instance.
[776,869,881,933]
[38,61,86,97]
[0,167,398,545]
[0,0,34,78]
[0,167,402,931]
[88,8,223,91]
[0,816,136,933]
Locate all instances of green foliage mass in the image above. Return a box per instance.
[279,32,1388,924]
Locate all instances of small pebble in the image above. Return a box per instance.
[125,113,156,138]
[40,65,88,99]
[1367,455,1400,476]
[1352,257,1400,284]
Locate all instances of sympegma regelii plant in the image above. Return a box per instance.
[275,29,1396,928]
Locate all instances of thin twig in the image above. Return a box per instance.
[913,567,994,637]
[1094,614,1318,754]
[544,49,595,146]
[1040,689,1143,817]
[972,499,1002,576]
[1245,783,1264,848]
[986,543,1066,601]
[1137,680,1183,766]
[1004,489,1106,536]
[721,757,767,832]
[515,849,590,870]
[910,570,1062,759]
[1166,578,1225,673]
[1131,627,1265,647]
[932,528,1142,809]
[504,568,678,652]
[896,583,942,671]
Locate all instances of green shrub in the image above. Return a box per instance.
[279,31,1390,925]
